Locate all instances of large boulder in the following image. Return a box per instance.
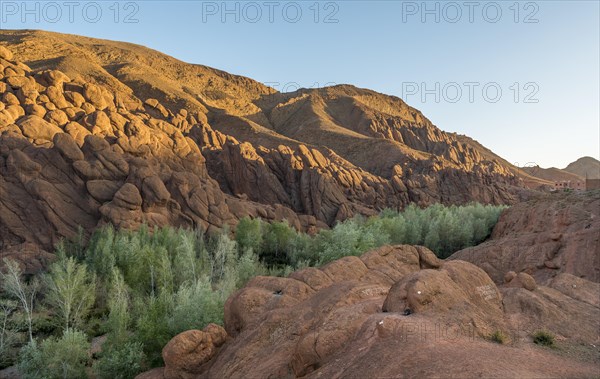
[382,260,505,336]
[162,324,228,379]
[0,46,14,60]
[17,115,63,141]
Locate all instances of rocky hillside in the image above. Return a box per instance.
[521,166,584,184]
[564,156,600,179]
[138,245,599,379]
[1,30,533,257]
[451,190,600,283]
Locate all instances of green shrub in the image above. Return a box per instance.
[489,330,507,344]
[93,342,145,379]
[235,249,267,288]
[18,329,90,379]
[315,218,382,265]
[532,330,555,347]
[286,232,316,266]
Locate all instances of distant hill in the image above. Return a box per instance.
[564,157,600,179]
[517,157,600,184]
[521,166,584,184]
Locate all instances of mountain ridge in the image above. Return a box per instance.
[1,29,536,256]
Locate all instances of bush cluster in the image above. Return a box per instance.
[238,203,506,265]
[2,226,273,377]
[532,330,555,347]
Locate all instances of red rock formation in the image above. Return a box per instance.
[451,190,600,283]
[139,245,599,378]
[1,32,531,263]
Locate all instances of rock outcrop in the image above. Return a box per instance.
[451,190,600,283]
[162,324,228,379]
[139,245,600,379]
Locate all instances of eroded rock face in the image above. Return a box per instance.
[382,260,505,336]
[0,34,529,266]
[451,191,600,283]
[141,244,599,379]
[0,46,320,256]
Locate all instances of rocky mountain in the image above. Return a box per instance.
[564,156,600,179]
[1,30,532,256]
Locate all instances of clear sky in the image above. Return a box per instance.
[1,0,598,168]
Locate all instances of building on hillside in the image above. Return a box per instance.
[553,180,585,191]
[553,179,600,191]
[586,179,600,190]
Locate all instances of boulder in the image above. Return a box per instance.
[83,83,108,109]
[17,115,63,141]
[162,324,228,379]
[113,183,143,210]
[142,176,171,206]
[505,272,537,291]
[53,133,84,161]
[86,180,121,202]
[0,46,14,60]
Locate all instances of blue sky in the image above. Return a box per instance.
[1,0,598,168]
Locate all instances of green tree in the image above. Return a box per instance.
[235,249,267,288]
[169,278,224,335]
[0,300,18,368]
[210,232,237,283]
[106,268,130,346]
[172,230,201,286]
[424,222,442,253]
[0,259,39,343]
[133,293,173,366]
[86,225,117,279]
[45,255,96,331]
[235,217,263,255]
[262,221,296,265]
